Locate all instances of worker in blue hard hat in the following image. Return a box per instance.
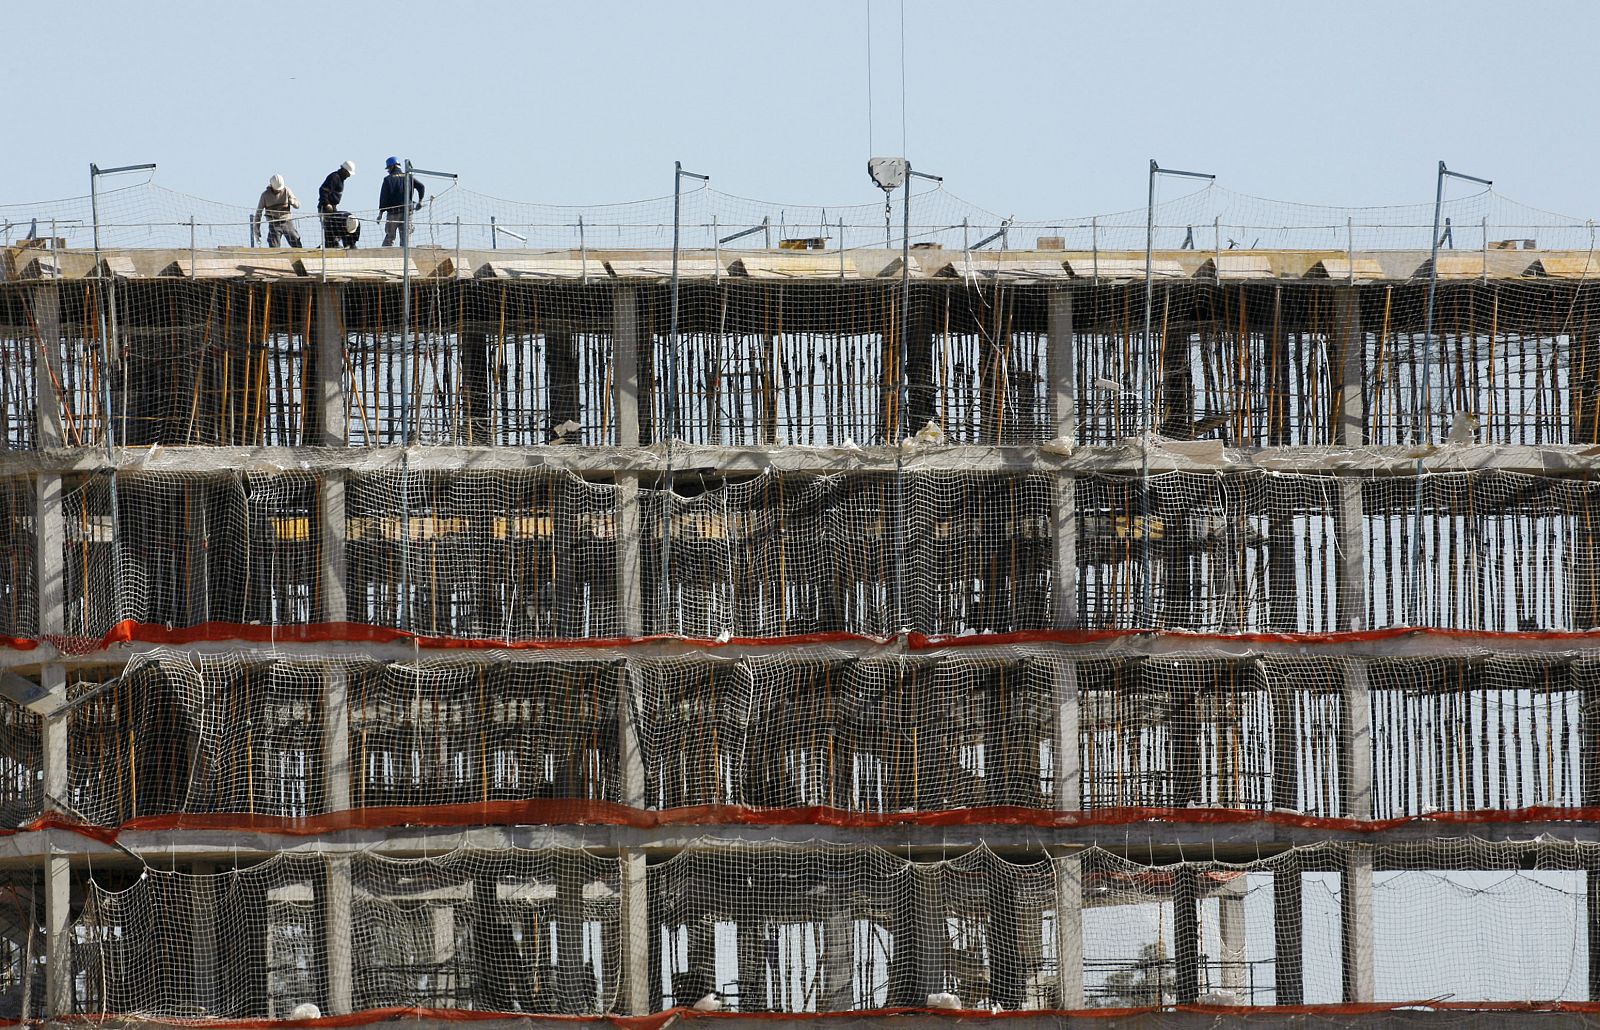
[378,156,426,247]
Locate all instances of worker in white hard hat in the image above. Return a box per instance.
[253,174,302,248]
[317,160,358,248]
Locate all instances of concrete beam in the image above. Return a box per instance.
[16,816,1600,866]
[14,440,1600,480]
[1,1011,1595,1030]
[22,626,1600,677]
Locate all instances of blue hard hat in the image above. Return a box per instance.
[385,156,400,168]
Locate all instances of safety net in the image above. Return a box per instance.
[40,838,1600,1019]
[1,646,1589,832]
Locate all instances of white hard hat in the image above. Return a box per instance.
[341,160,356,175]
[269,174,285,191]
[345,214,360,233]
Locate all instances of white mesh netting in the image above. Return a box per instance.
[33,839,1600,1018]
[0,646,1575,829]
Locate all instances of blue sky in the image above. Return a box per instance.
[6,1,1600,219]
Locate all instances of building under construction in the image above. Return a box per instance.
[3,182,1600,1027]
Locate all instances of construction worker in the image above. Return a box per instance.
[378,157,426,247]
[253,174,302,248]
[317,160,358,248]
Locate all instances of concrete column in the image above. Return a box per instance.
[35,475,63,641]
[1332,287,1364,447]
[313,286,351,634]
[914,865,945,1002]
[323,667,349,814]
[1335,480,1367,632]
[1339,846,1374,1004]
[1158,311,1194,438]
[44,851,69,1017]
[1047,288,1077,443]
[1053,660,1081,811]
[979,291,1007,444]
[556,870,587,1013]
[320,661,352,1013]
[1047,292,1079,629]
[887,863,942,1006]
[190,861,218,1016]
[1270,665,1300,812]
[1574,322,1600,445]
[985,872,1026,1010]
[547,329,580,442]
[1588,867,1600,1001]
[1053,853,1084,1009]
[42,671,69,1017]
[459,327,490,445]
[821,907,854,1011]
[318,474,347,625]
[1268,511,1298,632]
[617,668,646,817]
[1173,865,1200,1004]
[314,284,347,447]
[1051,477,1078,630]
[618,850,650,1015]
[1171,683,1203,808]
[1268,287,1290,446]
[324,857,353,1016]
[33,285,64,450]
[613,286,649,798]
[901,285,936,441]
[1216,875,1248,994]
[613,288,641,450]
[615,479,643,637]
[613,285,645,638]
[1332,288,1368,637]
[1273,852,1303,1005]
[736,915,764,1011]
[1584,659,1600,808]
[1341,661,1373,820]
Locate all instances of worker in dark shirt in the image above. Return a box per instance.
[317,160,357,248]
[378,157,427,247]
